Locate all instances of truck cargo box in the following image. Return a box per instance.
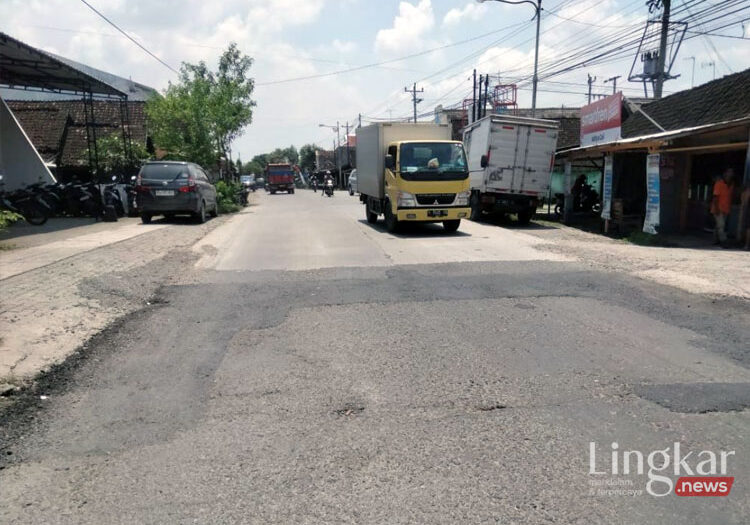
[464,115,558,197]
[356,122,451,199]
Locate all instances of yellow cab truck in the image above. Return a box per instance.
[356,122,471,233]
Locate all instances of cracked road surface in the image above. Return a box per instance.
[1,191,749,524]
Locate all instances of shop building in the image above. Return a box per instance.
[556,68,750,240]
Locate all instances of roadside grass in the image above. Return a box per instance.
[215,181,243,214]
[0,243,17,251]
[625,231,678,247]
[0,210,22,233]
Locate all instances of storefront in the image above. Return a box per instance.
[555,68,750,242]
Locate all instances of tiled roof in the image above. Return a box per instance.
[622,68,750,138]
[7,100,147,167]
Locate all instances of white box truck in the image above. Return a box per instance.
[356,122,471,233]
[463,115,558,224]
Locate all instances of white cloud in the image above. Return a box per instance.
[331,39,357,54]
[375,0,435,56]
[443,2,488,26]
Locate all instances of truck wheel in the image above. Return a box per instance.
[289,188,295,194]
[443,220,460,233]
[517,209,533,225]
[270,189,276,195]
[366,204,378,224]
[384,201,400,233]
[141,213,152,224]
[469,191,482,221]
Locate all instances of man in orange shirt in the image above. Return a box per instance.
[711,168,734,246]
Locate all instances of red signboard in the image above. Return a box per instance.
[580,92,622,146]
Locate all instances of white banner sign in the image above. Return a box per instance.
[643,154,660,234]
[601,155,613,220]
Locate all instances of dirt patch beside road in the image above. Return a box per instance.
[526,221,750,299]
[0,217,227,390]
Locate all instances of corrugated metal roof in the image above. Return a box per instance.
[0,32,125,97]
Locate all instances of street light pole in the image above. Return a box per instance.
[319,122,342,185]
[479,0,541,117]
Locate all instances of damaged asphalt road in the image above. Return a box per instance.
[1,259,749,524]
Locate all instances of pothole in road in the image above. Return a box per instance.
[635,382,750,413]
[477,403,508,412]
[334,403,365,417]
[513,302,535,310]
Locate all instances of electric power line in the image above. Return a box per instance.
[78,0,179,75]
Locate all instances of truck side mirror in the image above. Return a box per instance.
[480,155,489,168]
[385,154,395,170]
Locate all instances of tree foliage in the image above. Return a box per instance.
[97,132,151,176]
[146,43,256,169]
[267,146,298,165]
[299,143,322,173]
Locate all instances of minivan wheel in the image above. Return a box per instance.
[210,203,218,217]
[141,213,152,224]
[194,201,206,224]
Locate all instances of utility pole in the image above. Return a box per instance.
[587,74,597,104]
[654,0,671,99]
[702,60,716,81]
[472,69,477,123]
[604,75,621,94]
[483,74,490,118]
[477,74,484,120]
[531,0,541,117]
[358,113,362,128]
[684,56,695,87]
[345,121,350,166]
[404,83,424,123]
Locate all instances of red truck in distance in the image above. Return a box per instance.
[265,163,296,194]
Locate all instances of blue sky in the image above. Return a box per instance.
[1,0,748,160]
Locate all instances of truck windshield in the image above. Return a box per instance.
[399,142,468,181]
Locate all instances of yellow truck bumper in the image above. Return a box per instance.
[396,207,470,222]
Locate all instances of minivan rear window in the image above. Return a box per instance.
[140,164,189,180]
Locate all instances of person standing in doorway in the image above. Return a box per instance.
[711,168,734,247]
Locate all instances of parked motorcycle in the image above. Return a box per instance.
[125,175,139,217]
[553,183,601,218]
[237,185,250,207]
[0,175,52,225]
[101,175,123,221]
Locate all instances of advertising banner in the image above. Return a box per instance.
[580,92,622,147]
[643,154,660,234]
[601,155,613,220]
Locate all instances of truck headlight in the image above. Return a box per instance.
[397,191,416,208]
[455,190,470,206]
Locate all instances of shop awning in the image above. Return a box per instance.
[0,32,126,98]
[559,116,750,156]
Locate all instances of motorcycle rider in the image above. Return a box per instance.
[310,172,319,192]
[322,171,334,197]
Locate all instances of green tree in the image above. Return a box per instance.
[299,143,321,173]
[97,132,151,176]
[267,145,298,165]
[146,43,256,170]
